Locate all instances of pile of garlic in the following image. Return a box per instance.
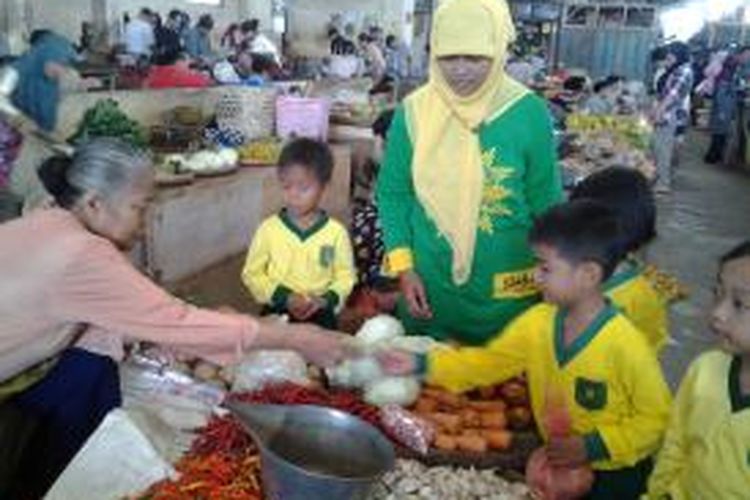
[372,459,530,500]
[327,315,437,407]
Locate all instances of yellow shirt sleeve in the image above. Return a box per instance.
[645,359,696,499]
[595,329,672,467]
[427,306,543,393]
[241,221,280,305]
[326,225,356,308]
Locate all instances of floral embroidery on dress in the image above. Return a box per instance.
[478,148,513,234]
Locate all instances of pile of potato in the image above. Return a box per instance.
[410,378,534,454]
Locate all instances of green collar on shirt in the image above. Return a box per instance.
[603,260,641,293]
[279,209,330,241]
[554,302,619,367]
[728,355,750,413]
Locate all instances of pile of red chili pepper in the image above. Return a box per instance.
[138,414,263,500]
[228,382,383,431]
[139,384,383,499]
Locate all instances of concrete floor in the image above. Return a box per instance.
[173,131,750,390]
[650,132,750,388]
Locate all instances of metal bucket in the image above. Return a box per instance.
[228,402,395,500]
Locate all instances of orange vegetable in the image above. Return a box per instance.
[434,434,458,451]
[485,430,513,451]
[414,397,438,414]
[429,412,462,433]
[469,400,506,413]
[480,412,507,430]
[460,408,481,427]
[456,434,488,453]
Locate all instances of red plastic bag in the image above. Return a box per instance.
[526,386,594,499]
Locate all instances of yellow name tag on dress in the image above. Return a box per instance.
[493,269,538,299]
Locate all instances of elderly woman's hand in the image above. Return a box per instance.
[284,324,359,368]
[399,270,433,319]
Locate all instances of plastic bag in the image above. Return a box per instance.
[380,404,435,455]
[364,377,421,407]
[525,448,594,500]
[526,386,594,499]
[231,350,310,392]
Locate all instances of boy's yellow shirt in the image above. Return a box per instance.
[647,350,750,499]
[241,211,356,309]
[605,262,669,354]
[427,302,672,471]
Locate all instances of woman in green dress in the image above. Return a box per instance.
[377,0,562,346]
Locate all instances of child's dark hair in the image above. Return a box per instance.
[570,167,656,254]
[278,138,334,184]
[720,240,750,266]
[530,200,624,281]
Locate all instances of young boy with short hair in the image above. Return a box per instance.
[647,241,750,498]
[380,200,672,498]
[242,138,356,329]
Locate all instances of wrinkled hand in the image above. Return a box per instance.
[376,349,418,376]
[399,270,432,319]
[288,324,359,368]
[546,436,589,468]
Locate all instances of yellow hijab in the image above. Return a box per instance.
[405,0,529,285]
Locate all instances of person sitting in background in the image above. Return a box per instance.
[384,34,410,81]
[11,32,77,133]
[245,18,281,66]
[144,47,212,89]
[153,10,186,63]
[583,75,623,115]
[220,20,253,53]
[242,139,356,329]
[124,8,155,62]
[184,14,215,66]
[380,200,672,499]
[329,27,356,56]
[359,33,386,83]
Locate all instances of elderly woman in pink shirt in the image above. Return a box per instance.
[0,138,351,497]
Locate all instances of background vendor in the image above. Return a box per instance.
[376,0,562,346]
[0,138,351,498]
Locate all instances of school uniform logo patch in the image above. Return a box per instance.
[575,377,608,411]
[493,268,539,299]
[319,245,335,267]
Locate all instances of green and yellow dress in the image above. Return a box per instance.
[377,92,562,345]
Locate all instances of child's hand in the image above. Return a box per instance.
[288,294,315,320]
[302,296,327,320]
[376,349,418,376]
[546,436,589,468]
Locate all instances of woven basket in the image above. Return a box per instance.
[215,87,277,141]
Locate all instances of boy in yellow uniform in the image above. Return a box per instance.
[381,200,672,499]
[242,138,356,329]
[571,167,669,353]
[647,241,750,499]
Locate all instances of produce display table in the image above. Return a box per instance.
[140,145,351,285]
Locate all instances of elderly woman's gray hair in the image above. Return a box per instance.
[38,138,152,209]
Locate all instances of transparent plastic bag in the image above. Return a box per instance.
[380,404,435,455]
[231,350,310,392]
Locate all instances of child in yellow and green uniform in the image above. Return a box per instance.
[647,241,750,499]
[242,138,355,329]
[571,167,669,353]
[380,200,672,499]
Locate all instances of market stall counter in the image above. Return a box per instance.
[142,146,351,285]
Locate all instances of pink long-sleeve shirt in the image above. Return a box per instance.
[0,208,258,382]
